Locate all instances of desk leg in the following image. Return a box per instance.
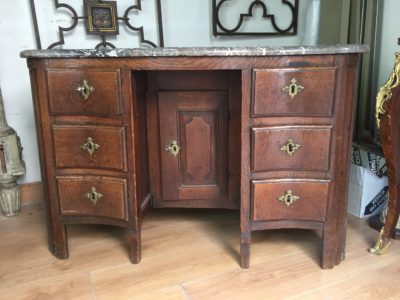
[321,225,337,269]
[128,228,141,264]
[240,231,251,268]
[48,221,69,259]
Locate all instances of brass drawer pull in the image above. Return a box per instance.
[280,137,301,157]
[75,80,95,100]
[278,189,300,207]
[81,137,100,157]
[84,186,103,206]
[282,78,304,99]
[165,140,181,157]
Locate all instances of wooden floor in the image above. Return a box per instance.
[0,202,399,300]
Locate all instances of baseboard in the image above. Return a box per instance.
[20,182,43,204]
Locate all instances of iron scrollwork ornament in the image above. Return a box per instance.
[212,0,299,36]
[29,0,164,49]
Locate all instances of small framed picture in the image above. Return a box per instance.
[84,0,119,35]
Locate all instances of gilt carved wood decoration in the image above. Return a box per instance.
[370,53,400,255]
[212,0,298,36]
[29,0,164,49]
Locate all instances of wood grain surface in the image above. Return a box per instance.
[1,202,399,300]
[26,54,359,269]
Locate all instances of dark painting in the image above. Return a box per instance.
[84,0,119,35]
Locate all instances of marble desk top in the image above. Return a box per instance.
[20,45,369,59]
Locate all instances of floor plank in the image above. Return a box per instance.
[0,202,399,300]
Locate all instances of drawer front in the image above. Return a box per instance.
[53,125,127,171]
[252,67,337,117]
[57,176,127,220]
[251,126,332,173]
[47,69,122,116]
[252,180,329,222]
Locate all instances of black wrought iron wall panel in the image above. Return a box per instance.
[29,0,164,49]
[213,0,299,36]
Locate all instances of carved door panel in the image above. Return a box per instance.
[157,91,228,207]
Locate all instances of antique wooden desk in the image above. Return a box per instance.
[21,45,368,268]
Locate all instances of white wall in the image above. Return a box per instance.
[376,0,400,88]
[0,0,318,184]
[0,2,40,184]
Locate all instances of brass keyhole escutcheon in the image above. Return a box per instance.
[81,137,100,157]
[75,80,95,100]
[278,189,300,208]
[280,138,301,157]
[165,140,181,157]
[282,78,304,99]
[84,186,103,206]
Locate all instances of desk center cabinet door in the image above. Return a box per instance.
[157,91,228,207]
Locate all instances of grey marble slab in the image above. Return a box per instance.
[20,45,369,58]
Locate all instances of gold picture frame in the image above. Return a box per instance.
[84,0,119,35]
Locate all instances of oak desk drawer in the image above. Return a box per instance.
[251,180,329,222]
[57,176,127,220]
[251,126,332,173]
[252,67,337,117]
[47,69,122,116]
[53,125,127,171]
